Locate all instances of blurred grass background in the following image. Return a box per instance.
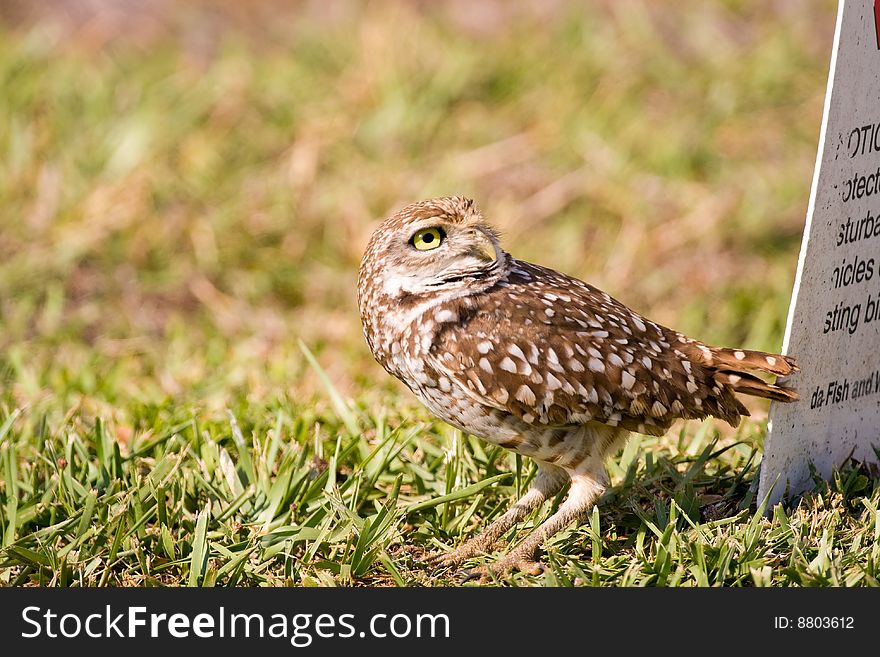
[0,0,834,421]
[3,1,868,587]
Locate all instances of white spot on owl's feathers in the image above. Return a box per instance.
[434,308,458,323]
[515,385,536,405]
[499,357,517,373]
[545,373,562,391]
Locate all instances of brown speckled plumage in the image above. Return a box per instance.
[357,196,798,576]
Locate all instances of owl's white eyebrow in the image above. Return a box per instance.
[404,219,447,236]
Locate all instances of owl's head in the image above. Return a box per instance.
[358,197,508,303]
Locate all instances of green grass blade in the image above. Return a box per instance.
[188,505,211,587]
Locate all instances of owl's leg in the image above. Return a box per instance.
[476,470,606,578]
[429,463,569,569]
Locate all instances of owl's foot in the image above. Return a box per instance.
[460,547,546,582]
[426,537,493,572]
[461,474,607,582]
[425,465,571,575]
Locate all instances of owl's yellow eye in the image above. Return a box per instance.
[411,227,445,251]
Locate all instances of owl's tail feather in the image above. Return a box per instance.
[709,347,798,377]
[713,370,799,403]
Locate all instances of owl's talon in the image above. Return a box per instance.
[425,551,459,577]
[429,564,449,578]
[459,569,484,584]
[426,548,458,565]
[424,536,497,570]
[425,549,445,564]
[457,558,545,584]
[514,559,546,576]
[453,546,547,583]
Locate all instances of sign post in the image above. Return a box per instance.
[761,0,880,506]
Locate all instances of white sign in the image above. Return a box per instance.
[761,0,880,506]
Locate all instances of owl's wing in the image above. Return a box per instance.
[425,261,767,436]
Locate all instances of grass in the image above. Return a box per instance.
[1,386,878,587]
[2,0,877,587]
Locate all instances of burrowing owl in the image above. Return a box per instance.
[357,196,798,576]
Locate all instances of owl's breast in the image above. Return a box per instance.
[386,307,446,388]
[362,291,445,376]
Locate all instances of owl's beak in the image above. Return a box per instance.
[467,228,498,264]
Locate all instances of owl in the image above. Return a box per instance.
[357,196,798,577]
